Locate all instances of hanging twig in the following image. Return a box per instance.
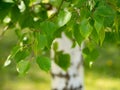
[0,25,9,40]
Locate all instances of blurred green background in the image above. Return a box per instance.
[0,27,120,90]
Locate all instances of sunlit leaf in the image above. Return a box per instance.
[17,60,30,75]
[57,9,72,27]
[79,19,93,38]
[4,55,12,67]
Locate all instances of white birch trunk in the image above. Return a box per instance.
[51,33,84,90]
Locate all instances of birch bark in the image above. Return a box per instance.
[51,33,84,90]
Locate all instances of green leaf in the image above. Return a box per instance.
[17,60,30,75]
[73,0,87,8]
[104,32,117,43]
[36,56,51,72]
[84,48,99,67]
[94,19,104,33]
[94,5,115,17]
[14,49,30,62]
[10,46,20,57]
[37,34,47,49]
[10,5,21,23]
[83,47,99,61]
[40,21,57,35]
[73,24,84,45]
[91,49,99,60]
[90,28,99,44]
[50,0,62,8]
[99,28,105,46]
[53,42,58,52]
[83,47,90,56]
[80,7,91,19]
[40,21,58,48]
[23,0,29,7]
[79,19,93,38]
[117,0,120,8]
[6,46,28,63]
[19,12,35,28]
[58,54,70,71]
[93,4,115,27]
[57,9,72,27]
[46,35,54,49]
[4,55,12,67]
[0,2,13,20]
[55,51,70,71]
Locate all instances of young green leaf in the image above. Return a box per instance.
[57,9,72,27]
[79,19,93,38]
[17,60,30,75]
[36,56,51,72]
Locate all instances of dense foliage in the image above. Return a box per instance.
[0,0,120,75]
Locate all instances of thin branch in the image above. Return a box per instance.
[0,25,9,40]
[57,0,64,14]
[48,0,64,20]
[30,0,65,20]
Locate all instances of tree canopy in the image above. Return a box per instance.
[0,0,120,75]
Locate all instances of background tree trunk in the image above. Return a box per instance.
[51,33,84,90]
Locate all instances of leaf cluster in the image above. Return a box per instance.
[0,0,120,73]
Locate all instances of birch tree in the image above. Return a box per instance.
[51,33,84,90]
[0,0,120,90]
